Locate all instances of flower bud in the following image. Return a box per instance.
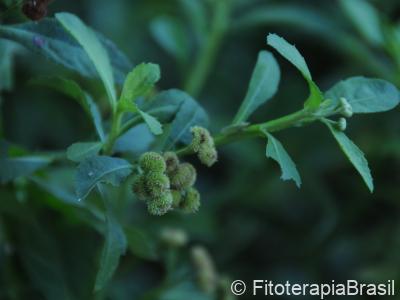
[147,192,173,216]
[180,187,201,213]
[132,175,148,201]
[160,227,188,247]
[336,117,347,131]
[170,163,197,190]
[171,189,182,208]
[163,151,179,174]
[144,172,170,198]
[339,97,353,118]
[139,152,166,173]
[191,246,217,294]
[190,126,218,167]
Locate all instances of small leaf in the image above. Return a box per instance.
[325,121,374,192]
[95,186,127,292]
[267,33,323,109]
[67,142,103,162]
[56,13,117,108]
[0,19,131,84]
[138,109,163,135]
[233,51,280,124]
[75,156,132,200]
[324,76,399,113]
[119,63,160,106]
[339,0,383,46]
[265,132,301,187]
[31,77,105,141]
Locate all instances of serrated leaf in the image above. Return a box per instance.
[0,19,131,84]
[233,51,280,124]
[56,13,116,108]
[324,76,399,114]
[75,156,132,200]
[265,132,301,187]
[67,142,103,162]
[138,109,163,135]
[152,89,208,147]
[267,33,323,109]
[325,122,373,192]
[119,63,160,106]
[95,186,127,292]
[31,77,105,141]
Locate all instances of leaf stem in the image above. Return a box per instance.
[103,111,123,155]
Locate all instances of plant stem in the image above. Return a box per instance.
[184,0,231,97]
[103,111,123,155]
[176,108,312,156]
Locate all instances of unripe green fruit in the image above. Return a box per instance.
[163,151,179,174]
[191,246,217,294]
[139,152,166,173]
[170,163,197,190]
[147,192,173,216]
[144,172,170,198]
[180,187,201,213]
[336,117,347,131]
[198,145,218,167]
[190,126,218,167]
[132,175,148,201]
[171,189,182,208]
[160,228,188,247]
[339,97,353,118]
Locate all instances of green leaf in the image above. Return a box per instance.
[138,109,163,135]
[56,13,117,109]
[266,33,323,109]
[339,0,383,46]
[0,40,19,92]
[31,77,105,141]
[125,227,158,260]
[95,186,127,292]
[75,156,132,200]
[265,132,301,187]
[67,142,103,162]
[325,121,374,192]
[152,89,209,147]
[177,0,207,43]
[0,155,52,184]
[150,17,189,64]
[324,76,399,114]
[0,19,131,84]
[119,63,160,106]
[114,124,155,155]
[233,51,280,124]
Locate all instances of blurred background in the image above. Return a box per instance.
[1,0,400,299]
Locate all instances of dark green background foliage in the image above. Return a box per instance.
[1,0,400,299]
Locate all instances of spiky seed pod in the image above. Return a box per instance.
[180,187,201,213]
[336,117,347,131]
[160,228,188,247]
[170,163,197,190]
[190,126,218,167]
[139,152,166,173]
[147,193,173,216]
[339,97,353,118]
[171,189,183,208]
[144,172,170,198]
[191,246,218,294]
[132,175,148,201]
[163,151,180,174]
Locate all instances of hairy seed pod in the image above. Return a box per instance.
[147,193,173,216]
[132,175,148,201]
[144,172,170,198]
[163,151,180,174]
[191,246,217,294]
[170,163,197,190]
[339,97,353,118]
[160,227,188,247]
[190,126,218,167]
[198,145,218,167]
[336,117,347,131]
[171,189,183,208]
[139,152,166,173]
[180,187,201,213]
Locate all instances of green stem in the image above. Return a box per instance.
[176,109,312,156]
[103,111,123,155]
[184,0,231,97]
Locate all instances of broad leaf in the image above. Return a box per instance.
[75,156,132,200]
[325,122,373,192]
[31,77,105,141]
[267,33,323,109]
[113,124,155,155]
[265,132,301,187]
[67,142,103,162]
[152,89,209,147]
[233,51,280,124]
[0,19,131,84]
[56,13,117,109]
[95,185,127,292]
[324,77,399,113]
